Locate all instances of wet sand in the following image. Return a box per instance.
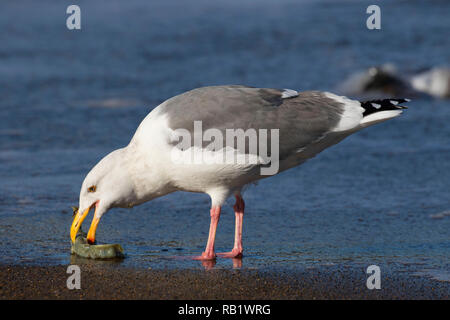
[1,264,448,300]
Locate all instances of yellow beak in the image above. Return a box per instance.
[70,207,90,243]
[87,215,100,244]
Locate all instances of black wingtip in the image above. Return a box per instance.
[360,98,410,116]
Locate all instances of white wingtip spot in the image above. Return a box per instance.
[371,103,381,109]
[281,89,298,99]
[390,100,399,105]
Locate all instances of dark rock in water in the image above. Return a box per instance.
[337,64,429,100]
[362,68,410,95]
[71,227,125,259]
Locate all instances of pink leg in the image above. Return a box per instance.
[193,206,221,260]
[218,195,244,258]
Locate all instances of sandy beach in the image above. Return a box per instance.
[1,264,448,300]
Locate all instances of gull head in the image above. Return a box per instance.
[70,148,135,244]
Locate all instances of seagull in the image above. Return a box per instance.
[70,85,409,260]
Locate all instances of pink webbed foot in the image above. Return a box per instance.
[192,251,217,261]
[217,249,243,259]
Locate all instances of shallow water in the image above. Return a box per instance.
[0,0,449,277]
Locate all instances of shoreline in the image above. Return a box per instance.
[0,264,448,299]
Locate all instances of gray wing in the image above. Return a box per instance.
[160,85,344,161]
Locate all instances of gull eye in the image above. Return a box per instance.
[87,185,96,193]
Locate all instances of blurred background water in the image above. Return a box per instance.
[0,0,449,278]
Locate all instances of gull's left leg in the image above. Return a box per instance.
[218,195,244,258]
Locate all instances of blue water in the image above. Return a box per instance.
[0,0,449,278]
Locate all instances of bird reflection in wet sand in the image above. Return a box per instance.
[172,254,242,270]
[199,257,242,270]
